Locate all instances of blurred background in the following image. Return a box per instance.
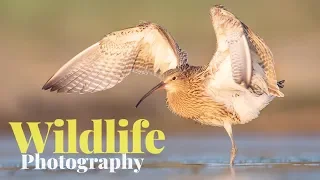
[1,0,319,136]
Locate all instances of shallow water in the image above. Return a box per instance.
[0,135,319,180]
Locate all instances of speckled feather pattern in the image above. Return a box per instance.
[42,6,285,165]
[165,66,241,126]
[241,23,283,97]
[43,5,284,126]
[42,22,187,93]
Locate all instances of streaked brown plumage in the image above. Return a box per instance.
[43,5,285,166]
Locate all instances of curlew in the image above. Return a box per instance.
[42,5,285,166]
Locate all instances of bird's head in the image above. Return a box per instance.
[210,5,241,35]
[135,65,190,108]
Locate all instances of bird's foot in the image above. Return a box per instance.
[229,147,237,166]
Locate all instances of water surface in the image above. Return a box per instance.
[0,135,319,180]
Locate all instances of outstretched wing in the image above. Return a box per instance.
[209,5,252,88]
[241,23,283,97]
[209,5,283,97]
[42,22,188,94]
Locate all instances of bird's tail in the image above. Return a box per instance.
[277,80,285,89]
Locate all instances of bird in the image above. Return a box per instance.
[42,5,285,166]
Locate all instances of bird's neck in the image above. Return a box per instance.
[165,77,208,120]
[166,90,195,119]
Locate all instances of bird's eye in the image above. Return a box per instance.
[172,77,177,80]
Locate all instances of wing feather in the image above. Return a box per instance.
[42,22,187,93]
[226,31,252,87]
[242,23,283,97]
[209,5,284,97]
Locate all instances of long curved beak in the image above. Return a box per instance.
[135,81,165,108]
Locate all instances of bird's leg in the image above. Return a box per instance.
[224,122,237,166]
